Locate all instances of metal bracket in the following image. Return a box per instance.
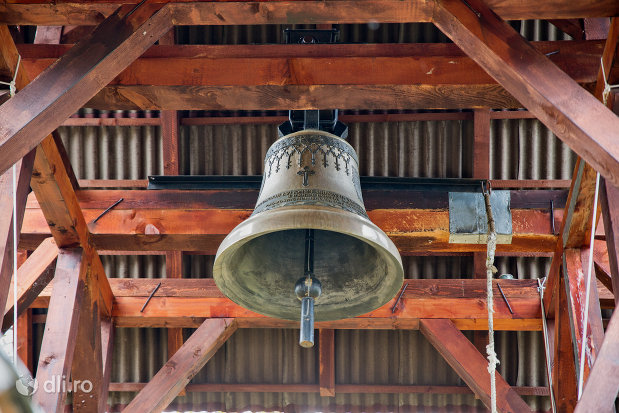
[448,191,513,244]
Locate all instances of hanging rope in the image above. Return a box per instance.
[537,277,557,413]
[1,55,21,366]
[600,57,619,106]
[577,172,601,399]
[0,55,20,99]
[482,182,499,413]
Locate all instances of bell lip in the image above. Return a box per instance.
[213,206,404,321]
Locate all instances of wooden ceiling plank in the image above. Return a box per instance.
[1,0,618,26]
[2,237,57,331]
[32,248,86,413]
[0,5,174,176]
[124,318,238,413]
[431,0,619,189]
[419,319,531,412]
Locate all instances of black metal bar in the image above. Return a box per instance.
[304,229,315,277]
[140,282,161,312]
[92,198,124,223]
[391,282,409,313]
[496,283,514,314]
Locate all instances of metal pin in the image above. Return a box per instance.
[140,282,161,312]
[462,0,481,17]
[391,282,409,313]
[93,198,124,223]
[545,50,559,57]
[496,282,513,314]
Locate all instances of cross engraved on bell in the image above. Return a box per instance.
[297,166,315,187]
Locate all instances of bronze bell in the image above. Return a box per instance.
[213,129,404,344]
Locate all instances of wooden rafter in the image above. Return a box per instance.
[1,0,617,26]
[431,0,619,189]
[0,4,174,175]
[99,318,115,413]
[420,319,531,412]
[124,318,238,413]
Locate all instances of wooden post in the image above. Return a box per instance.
[33,249,86,412]
[319,329,335,397]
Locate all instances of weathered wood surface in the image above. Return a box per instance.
[2,237,57,330]
[32,249,86,413]
[123,318,238,413]
[0,6,174,175]
[319,329,336,397]
[30,278,543,330]
[420,319,532,412]
[432,0,619,190]
[1,0,618,26]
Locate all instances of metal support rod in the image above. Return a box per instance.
[305,229,315,276]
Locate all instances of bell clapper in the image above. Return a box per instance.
[295,229,322,348]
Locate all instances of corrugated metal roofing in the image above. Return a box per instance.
[32,19,578,413]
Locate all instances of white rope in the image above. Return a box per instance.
[1,55,21,366]
[577,172,601,399]
[483,185,499,413]
[0,55,20,98]
[537,277,557,413]
[600,57,619,106]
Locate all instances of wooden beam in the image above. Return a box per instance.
[575,302,619,412]
[31,132,113,316]
[420,319,531,412]
[600,178,619,305]
[548,19,584,40]
[32,278,542,330]
[19,41,602,87]
[2,237,57,330]
[109,382,550,396]
[1,0,617,26]
[72,257,103,412]
[21,188,562,253]
[0,150,34,323]
[33,26,62,44]
[319,329,335,397]
[552,272,579,411]
[0,5,174,176]
[562,248,605,382]
[124,318,238,413]
[33,248,86,413]
[593,239,614,293]
[431,0,619,189]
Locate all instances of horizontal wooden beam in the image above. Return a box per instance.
[31,278,543,330]
[1,0,617,26]
[18,41,602,87]
[108,382,550,396]
[20,189,562,253]
[85,84,523,111]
